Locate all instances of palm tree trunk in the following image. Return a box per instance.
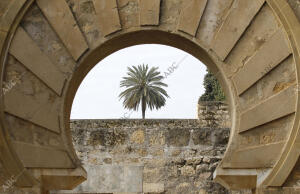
[142,96,146,119]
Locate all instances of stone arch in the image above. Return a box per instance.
[0,0,300,193]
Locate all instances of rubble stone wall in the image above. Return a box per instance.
[51,101,250,194]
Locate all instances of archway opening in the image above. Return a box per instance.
[1,0,299,193]
[62,40,232,193]
[64,30,234,129]
[71,44,208,119]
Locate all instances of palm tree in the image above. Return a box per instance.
[119,64,169,119]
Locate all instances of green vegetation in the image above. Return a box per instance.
[199,69,225,102]
[119,64,169,119]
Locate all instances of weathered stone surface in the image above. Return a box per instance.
[0,31,6,54]
[239,86,296,133]
[238,114,294,150]
[130,129,145,144]
[11,141,74,168]
[61,165,142,193]
[93,0,122,36]
[88,129,127,146]
[143,167,165,183]
[287,0,300,22]
[21,4,76,76]
[232,29,292,95]
[198,101,231,128]
[118,0,140,29]
[36,0,89,61]
[66,116,231,194]
[0,0,10,18]
[181,165,195,176]
[223,141,285,168]
[238,55,296,113]
[2,187,42,194]
[159,0,182,31]
[4,88,61,133]
[192,128,211,145]
[196,0,233,47]
[143,182,165,193]
[149,130,165,146]
[224,4,279,78]
[177,0,208,36]
[196,163,209,174]
[211,0,265,60]
[139,0,160,26]
[66,0,103,48]
[166,128,190,147]
[9,27,65,95]
[5,114,63,149]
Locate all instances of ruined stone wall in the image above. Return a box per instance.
[59,119,230,194]
[198,101,231,129]
[50,101,251,194]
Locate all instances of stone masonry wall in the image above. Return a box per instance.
[198,101,231,129]
[52,102,250,194]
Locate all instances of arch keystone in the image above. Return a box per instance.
[139,0,161,26]
[93,0,122,36]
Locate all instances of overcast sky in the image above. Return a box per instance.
[71,44,207,119]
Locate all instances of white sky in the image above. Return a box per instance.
[71,44,207,119]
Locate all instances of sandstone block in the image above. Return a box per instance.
[131,130,145,144]
[143,183,165,193]
[166,128,190,147]
[181,166,195,176]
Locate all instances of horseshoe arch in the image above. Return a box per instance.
[0,0,300,193]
